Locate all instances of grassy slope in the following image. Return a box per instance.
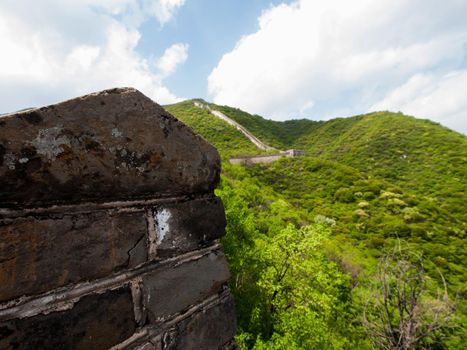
[164,100,263,159]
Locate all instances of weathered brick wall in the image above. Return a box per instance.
[229,154,284,165]
[0,88,237,350]
[229,149,305,165]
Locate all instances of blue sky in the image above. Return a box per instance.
[1,0,466,133]
[135,0,290,98]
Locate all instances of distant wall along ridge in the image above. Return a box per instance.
[192,101,304,164]
[0,88,238,350]
[193,101,275,151]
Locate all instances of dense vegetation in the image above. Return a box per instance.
[165,100,466,349]
[245,157,465,290]
[299,113,466,213]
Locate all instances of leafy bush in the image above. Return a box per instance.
[334,187,356,203]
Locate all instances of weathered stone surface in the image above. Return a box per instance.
[0,88,220,207]
[220,341,241,350]
[133,341,162,350]
[0,210,147,302]
[0,287,136,350]
[142,250,230,321]
[154,196,226,257]
[130,335,164,350]
[167,294,237,350]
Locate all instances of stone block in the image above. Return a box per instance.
[0,88,220,207]
[131,336,164,350]
[154,196,226,257]
[0,287,137,350]
[133,342,161,350]
[142,250,230,321]
[0,210,147,302]
[167,294,237,350]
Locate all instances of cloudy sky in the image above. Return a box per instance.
[1,0,466,133]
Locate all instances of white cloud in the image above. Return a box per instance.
[145,0,185,26]
[208,0,467,133]
[156,43,189,78]
[0,0,187,113]
[371,71,467,133]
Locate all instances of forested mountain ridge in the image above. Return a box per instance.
[194,102,465,202]
[165,100,466,349]
[167,100,465,222]
[298,112,466,203]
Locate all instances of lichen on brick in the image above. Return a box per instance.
[31,126,70,161]
[155,209,171,245]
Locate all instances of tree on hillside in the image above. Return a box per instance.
[363,246,456,350]
[251,224,355,349]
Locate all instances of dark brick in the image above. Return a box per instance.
[0,88,220,207]
[168,294,237,350]
[154,197,226,257]
[0,287,137,350]
[142,250,230,321]
[132,340,162,350]
[0,210,147,302]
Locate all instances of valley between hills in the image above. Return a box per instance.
[166,100,466,349]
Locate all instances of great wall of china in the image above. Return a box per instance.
[192,101,304,164]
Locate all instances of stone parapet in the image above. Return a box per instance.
[0,88,220,207]
[0,88,236,350]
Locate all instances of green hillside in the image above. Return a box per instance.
[299,112,466,205]
[170,101,466,223]
[165,100,466,349]
[206,102,321,149]
[219,159,465,349]
[244,157,465,289]
[164,100,264,158]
